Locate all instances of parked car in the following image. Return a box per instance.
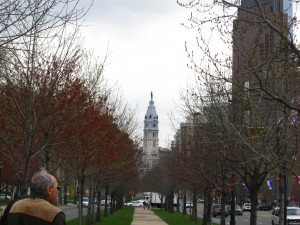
[197,198,204,203]
[0,194,11,201]
[186,202,193,208]
[257,203,272,211]
[78,197,89,208]
[82,197,89,207]
[272,206,300,225]
[212,204,229,217]
[242,203,251,211]
[234,205,243,216]
[124,200,144,207]
[101,199,111,206]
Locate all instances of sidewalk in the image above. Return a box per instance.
[131,207,168,225]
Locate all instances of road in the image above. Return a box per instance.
[60,204,88,222]
[210,210,272,225]
[60,203,273,224]
[194,203,272,225]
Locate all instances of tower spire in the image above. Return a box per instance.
[151,91,153,100]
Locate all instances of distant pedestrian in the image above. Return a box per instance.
[7,168,66,225]
[146,199,150,210]
[143,200,146,210]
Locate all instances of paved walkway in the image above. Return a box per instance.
[131,207,168,225]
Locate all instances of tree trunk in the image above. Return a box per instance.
[183,187,187,214]
[86,177,93,225]
[78,172,84,225]
[95,190,102,222]
[176,190,180,212]
[279,172,285,225]
[104,184,109,217]
[169,192,175,213]
[203,189,212,225]
[192,190,197,223]
[220,191,227,225]
[249,187,258,225]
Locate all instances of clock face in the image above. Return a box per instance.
[152,123,156,127]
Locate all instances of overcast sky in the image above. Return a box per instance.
[80,0,300,148]
[80,0,195,148]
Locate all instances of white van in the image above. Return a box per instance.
[271,206,300,225]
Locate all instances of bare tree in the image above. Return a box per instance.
[0,0,91,49]
[178,1,300,225]
[107,85,140,140]
[0,0,93,195]
[178,0,299,110]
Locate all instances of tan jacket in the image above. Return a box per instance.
[7,197,66,225]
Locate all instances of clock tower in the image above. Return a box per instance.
[142,92,159,171]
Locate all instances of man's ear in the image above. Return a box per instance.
[45,186,52,196]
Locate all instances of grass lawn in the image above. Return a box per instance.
[67,207,134,225]
[67,207,218,225]
[152,209,218,225]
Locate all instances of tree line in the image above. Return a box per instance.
[0,1,141,225]
[141,1,300,225]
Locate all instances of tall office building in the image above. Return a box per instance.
[240,0,292,17]
[231,0,299,203]
[232,0,296,125]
